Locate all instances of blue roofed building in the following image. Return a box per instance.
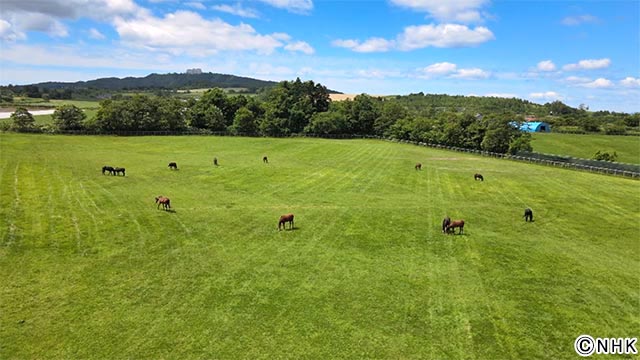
[512,121,551,132]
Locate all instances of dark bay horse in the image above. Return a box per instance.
[263,156,269,164]
[113,167,126,176]
[278,213,294,230]
[442,217,451,233]
[524,208,534,222]
[446,219,465,234]
[102,166,114,175]
[415,163,422,170]
[155,196,171,210]
[474,173,484,181]
[168,162,178,170]
[213,157,218,166]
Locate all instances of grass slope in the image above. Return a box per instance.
[1,134,638,359]
[532,132,640,164]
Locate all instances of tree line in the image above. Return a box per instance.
[4,78,638,153]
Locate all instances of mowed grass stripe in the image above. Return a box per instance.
[0,134,638,359]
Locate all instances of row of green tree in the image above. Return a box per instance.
[4,78,536,154]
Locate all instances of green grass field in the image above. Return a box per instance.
[532,132,640,164]
[1,134,638,359]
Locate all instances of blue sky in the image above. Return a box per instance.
[0,0,638,112]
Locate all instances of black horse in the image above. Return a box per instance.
[213,157,218,166]
[263,156,269,164]
[168,162,178,170]
[474,173,484,181]
[102,166,114,175]
[113,167,126,176]
[524,208,534,222]
[442,216,451,233]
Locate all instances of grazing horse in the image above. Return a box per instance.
[168,162,178,170]
[445,219,465,234]
[415,163,422,170]
[113,167,126,176]
[278,213,294,231]
[474,173,484,181]
[263,156,269,164]
[213,157,218,166]
[155,196,171,210]
[442,216,451,233]
[524,208,534,222]
[102,166,114,175]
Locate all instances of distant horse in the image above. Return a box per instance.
[168,162,178,170]
[155,196,171,210]
[278,213,294,231]
[263,156,269,164]
[113,167,126,176]
[524,208,534,222]
[415,163,422,170]
[474,173,484,181]
[442,216,451,233]
[213,157,218,166]
[446,219,465,234]
[102,166,114,175]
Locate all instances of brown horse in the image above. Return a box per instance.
[445,219,465,234]
[474,173,483,181]
[442,216,451,233]
[155,196,171,210]
[278,213,294,230]
[415,163,422,170]
[168,162,178,170]
[263,156,269,164]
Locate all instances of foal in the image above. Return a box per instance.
[155,196,171,210]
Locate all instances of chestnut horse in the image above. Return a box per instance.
[415,163,422,170]
[155,196,171,210]
[524,208,533,222]
[442,217,451,233]
[445,219,465,234]
[168,162,178,170]
[278,213,294,230]
[474,173,484,181]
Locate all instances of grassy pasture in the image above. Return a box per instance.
[0,134,638,359]
[532,132,640,164]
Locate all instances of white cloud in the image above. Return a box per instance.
[113,10,291,55]
[581,78,613,88]
[332,38,395,53]
[88,28,106,40]
[0,18,25,41]
[416,62,489,79]
[561,14,599,26]
[530,91,562,100]
[397,24,494,49]
[284,41,314,54]
[563,58,611,71]
[421,62,457,76]
[185,2,206,10]
[390,0,490,23]
[334,23,493,53]
[536,60,556,72]
[484,93,517,98]
[257,0,313,13]
[450,67,489,79]
[565,76,591,83]
[620,77,640,88]
[211,4,259,18]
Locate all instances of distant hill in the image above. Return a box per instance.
[33,72,279,91]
